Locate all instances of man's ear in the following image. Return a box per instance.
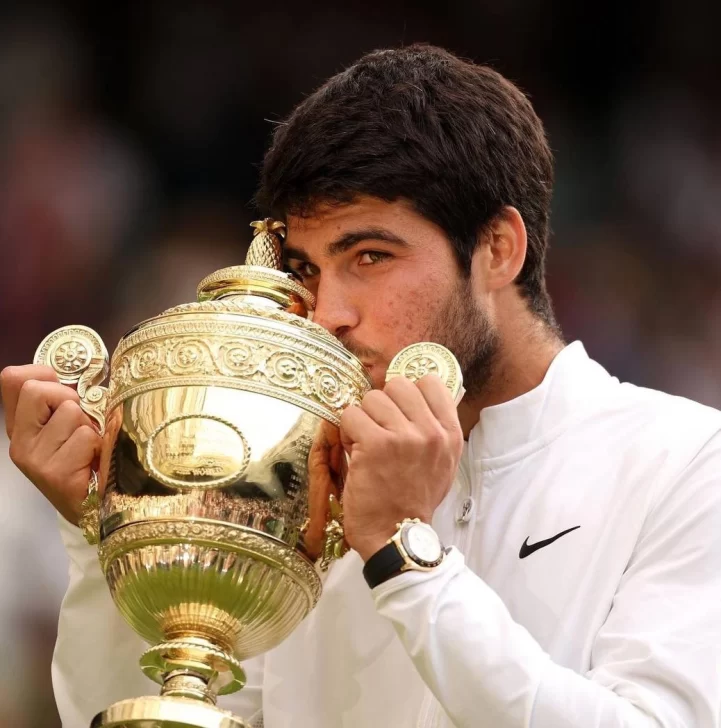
[470,207,528,292]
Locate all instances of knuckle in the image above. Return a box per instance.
[340,405,360,425]
[2,366,59,411]
[384,376,411,394]
[450,420,464,440]
[406,433,427,452]
[417,373,442,390]
[361,389,385,406]
[372,436,392,456]
[0,366,21,392]
[77,424,101,446]
[19,378,41,397]
[425,426,445,447]
[35,462,54,485]
[8,438,26,467]
[55,399,82,419]
[19,378,48,405]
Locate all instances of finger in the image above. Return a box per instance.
[383,376,436,425]
[416,374,461,431]
[33,400,96,462]
[313,419,344,477]
[1,365,60,437]
[305,425,341,558]
[339,405,385,452]
[360,389,407,430]
[12,380,81,442]
[49,425,103,523]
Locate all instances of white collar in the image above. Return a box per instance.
[469,341,616,465]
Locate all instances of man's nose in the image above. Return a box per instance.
[311,278,360,338]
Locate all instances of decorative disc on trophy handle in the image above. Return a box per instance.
[34,325,111,435]
[385,342,465,405]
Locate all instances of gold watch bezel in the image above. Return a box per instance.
[389,518,445,572]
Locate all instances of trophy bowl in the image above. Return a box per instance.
[35,219,462,727]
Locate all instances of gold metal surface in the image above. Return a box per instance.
[106,315,367,425]
[247,218,286,269]
[34,324,110,433]
[319,493,348,572]
[91,696,249,728]
[386,341,465,404]
[36,220,462,728]
[78,471,101,545]
[141,638,246,697]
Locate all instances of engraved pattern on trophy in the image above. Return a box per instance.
[107,321,367,424]
[161,300,340,345]
[145,414,252,490]
[198,266,316,308]
[386,341,465,405]
[100,521,321,662]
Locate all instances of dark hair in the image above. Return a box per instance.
[257,44,557,326]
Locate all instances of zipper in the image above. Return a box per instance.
[452,447,476,558]
[416,448,477,728]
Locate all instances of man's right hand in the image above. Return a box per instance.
[1,365,102,525]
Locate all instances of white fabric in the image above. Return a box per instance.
[53,342,721,727]
[0,429,69,721]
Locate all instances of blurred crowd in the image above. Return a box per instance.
[1,2,720,725]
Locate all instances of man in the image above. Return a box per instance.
[3,44,721,728]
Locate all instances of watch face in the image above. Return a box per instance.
[401,522,443,566]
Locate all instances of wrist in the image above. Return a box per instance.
[362,519,446,589]
[354,532,395,563]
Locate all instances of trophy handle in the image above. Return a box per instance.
[34,325,111,436]
[319,493,348,572]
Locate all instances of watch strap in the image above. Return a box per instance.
[363,541,405,589]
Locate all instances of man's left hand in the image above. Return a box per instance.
[339,375,464,562]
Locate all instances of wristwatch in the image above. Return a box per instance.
[362,518,445,589]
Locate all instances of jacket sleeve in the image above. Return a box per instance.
[52,517,264,727]
[373,438,721,728]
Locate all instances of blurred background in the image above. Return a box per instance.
[1,1,720,725]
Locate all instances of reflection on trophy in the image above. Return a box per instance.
[35,219,462,728]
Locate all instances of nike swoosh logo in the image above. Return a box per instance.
[519,526,581,559]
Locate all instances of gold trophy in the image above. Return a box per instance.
[34,220,463,728]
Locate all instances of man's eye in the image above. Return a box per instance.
[288,262,320,279]
[358,251,391,266]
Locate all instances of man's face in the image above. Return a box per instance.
[284,196,499,396]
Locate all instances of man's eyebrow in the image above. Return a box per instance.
[283,228,409,263]
[283,245,312,264]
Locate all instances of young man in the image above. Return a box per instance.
[3,44,721,728]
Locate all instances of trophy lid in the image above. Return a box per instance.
[196,219,316,316]
[108,218,372,424]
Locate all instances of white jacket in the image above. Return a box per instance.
[53,342,721,727]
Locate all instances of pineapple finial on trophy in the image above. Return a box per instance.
[246,218,286,270]
[196,217,316,313]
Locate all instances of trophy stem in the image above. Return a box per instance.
[161,671,217,704]
[140,637,247,705]
[94,640,250,728]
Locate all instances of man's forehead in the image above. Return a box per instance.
[284,197,416,250]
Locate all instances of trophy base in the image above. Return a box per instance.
[91,695,249,728]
